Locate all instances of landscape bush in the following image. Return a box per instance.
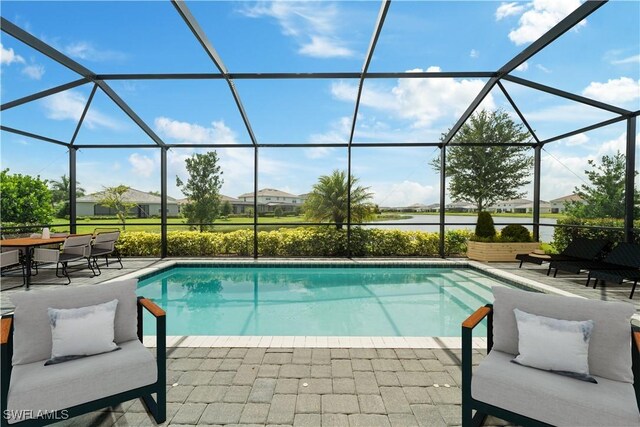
[499,224,532,242]
[474,211,496,238]
[115,227,473,257]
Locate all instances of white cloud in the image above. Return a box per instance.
[582,77,640,104]
[0,43,25,65]
[611,54,640,65]
[565,133,589,146]
[240,2,354,58]
[21,64,44,80]
[331,66,495,129]
[41,90,121,130]
[505,0,585,46]
[469,49,479,59]
[128,153,155,177]
[64,41,127,62]
[371,180,437,207]
[298,36,353,58]
[535,64,551,73]
[155,117,240,145]
[515,61,529,72]
[496,2,526,20]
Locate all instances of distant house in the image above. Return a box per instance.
[488,199,551,214]
[550,194,585,213]
[445,201,477,212]
[76,188,179,218]
[238,188,303,213]
[176,194,253,215]
[406,203,440,212]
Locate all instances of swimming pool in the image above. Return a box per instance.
[137,265,513,337]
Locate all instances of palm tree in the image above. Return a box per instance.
[49,174,85,204]
[303,170,374,230]
[49,175,86,217]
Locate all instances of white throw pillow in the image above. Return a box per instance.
[512,308,597,383]
[46,299,120,365]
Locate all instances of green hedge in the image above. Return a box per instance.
[551,217,640,252]
[116,227,473,257]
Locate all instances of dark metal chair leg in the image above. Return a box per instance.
[630,280,637,299]
[553,268,558,278]
[518,260,523,268]
[547,265,552,276]
[593,278,600,289]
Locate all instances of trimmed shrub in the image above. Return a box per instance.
[500,224,532,242]
[115,227,473,257]
[475,211,496,238]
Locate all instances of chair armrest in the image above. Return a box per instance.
[136,298,166,393]
[1,317,12,346]
[139,298,166,318]
[462,306,492,330]
[1,316,13,418]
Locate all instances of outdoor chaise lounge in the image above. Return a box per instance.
[515,237,609,273]
[462,286,639,426]
[0,279,166,426]
[549,242,640,284]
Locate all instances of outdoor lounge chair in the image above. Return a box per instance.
[462,286,640,427]
[515,237,609,273]
[549,242,640,280]
[32,234,95,284]
[584,243,640,299]
[90,231,122,275]
[0,279,166,426]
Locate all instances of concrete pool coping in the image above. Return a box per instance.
[114,258,634,349]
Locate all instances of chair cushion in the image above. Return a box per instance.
[492,286,634,383]
[6,340,157,424]
[10,279,138,365]
[471,350,640,427]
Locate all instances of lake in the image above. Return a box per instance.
[367,215,557,243]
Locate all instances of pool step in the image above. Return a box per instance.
[441,284,489,312]
[447,271,497,302]
[439,272,494,303]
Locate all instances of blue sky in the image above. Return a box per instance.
[1,0,639,208]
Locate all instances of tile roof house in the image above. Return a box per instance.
[76,188,179,218]
[549,194,585,213]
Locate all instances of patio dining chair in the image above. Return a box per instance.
[90,231,123,275]
[32,235,95,284]
[0,250,25,288]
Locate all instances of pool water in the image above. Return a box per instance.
[137,266,510,336]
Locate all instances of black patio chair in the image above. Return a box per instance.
[515,237,609,274]
[550,243,640,297]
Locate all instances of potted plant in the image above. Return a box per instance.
[467,212,540,262]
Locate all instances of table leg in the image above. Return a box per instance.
[24,246,32,290]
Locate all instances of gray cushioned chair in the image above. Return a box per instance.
[0,279,166,426]
[462,286,640,427]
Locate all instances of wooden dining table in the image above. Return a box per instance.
[0,236,67,290]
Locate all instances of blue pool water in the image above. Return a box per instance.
[137,266,512,336]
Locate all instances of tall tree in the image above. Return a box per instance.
[97,185,136,229]
[49,174,85,218]
[0,169,54,225]
[431,109,534,211]
[565,151,639,219]
[221,200,232,218]
[176,151,224,232]
[304,170,374,230]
